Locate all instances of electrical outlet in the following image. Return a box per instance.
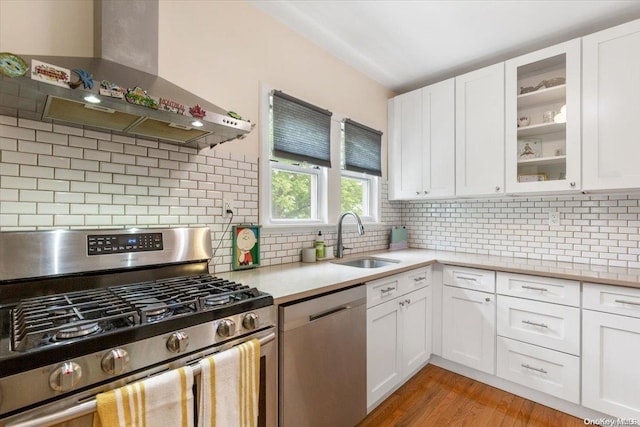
[223,199,234,217]
[548,211,560,226]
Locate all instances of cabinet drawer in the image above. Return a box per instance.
[367,276,401,308]
[583,282,640,319]
[443,266,495,293]
[497,295,580,355]
[399,267,431,294]
[497,337,579,404]
[497,272,580,306]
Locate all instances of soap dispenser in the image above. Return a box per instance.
[315,231,325,259]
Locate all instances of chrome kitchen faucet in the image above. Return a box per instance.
[336,211,365,258]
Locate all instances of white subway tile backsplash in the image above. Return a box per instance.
[4,151,37,165]
[10,115,632,269]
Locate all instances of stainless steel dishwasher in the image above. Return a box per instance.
[279,285,366,427]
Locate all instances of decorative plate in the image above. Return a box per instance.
[0,52,29,78]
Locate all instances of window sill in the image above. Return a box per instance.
[260,221,390,235]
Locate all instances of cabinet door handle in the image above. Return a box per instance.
[416,191,420,195]
[522,320,548,328]
[380,287,395,294]
[522,285,548,292]
[424,190,428,195]
[399,301,405,307]
[570,182,576,188]
[521,364,548,375]
[405,299,411,305]
[495,186,501,192]
[615,299,640,307]
[456,276,477,282]
[485,297,491,302]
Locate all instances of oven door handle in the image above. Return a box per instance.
[5,332,276,427]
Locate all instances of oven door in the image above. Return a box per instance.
[0,328,276,427]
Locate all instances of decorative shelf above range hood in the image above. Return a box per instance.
[0,55,253,149]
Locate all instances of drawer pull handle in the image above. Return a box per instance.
[522,285,548,292]
[414,277,426,282]
[522,320,548,328]
[615,299,640,307]
[456,276,477,282]
[521,364,548,374]
[405,299,411,305]
[380,287,395,294]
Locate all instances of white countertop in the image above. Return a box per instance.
[218,249,640,305]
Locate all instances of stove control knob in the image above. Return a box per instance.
[101,349,130,375]
[49,362,82,392]
[242,313,259,331]
[217,319,236,338]
[167,331,189,353]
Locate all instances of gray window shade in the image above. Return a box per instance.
[272,90,332,167]
[344,119,382,177]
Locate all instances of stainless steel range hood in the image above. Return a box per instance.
[0,55,253,148]
[0,1,253,149]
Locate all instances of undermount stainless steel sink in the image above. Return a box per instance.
[332,257,400,269]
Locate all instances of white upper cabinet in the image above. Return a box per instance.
[505,39,581,194]
[388,80,455,200]
[455,63,505,197]
[583,19,640,191]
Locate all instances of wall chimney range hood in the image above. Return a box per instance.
[0,55,253,149]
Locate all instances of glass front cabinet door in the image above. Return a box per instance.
[505,39,581,194]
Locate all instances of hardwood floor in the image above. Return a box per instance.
[358,365,584,427]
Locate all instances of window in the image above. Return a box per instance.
[260,83,380,227]
[341,119,382,221]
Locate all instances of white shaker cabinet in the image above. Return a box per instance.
[583,19,640,191]
[505,39,581,194]
[582,283,640,419]
[455,63,505,197]
[442,266,496,374]
[367,295,403,409]
[388,79,455,200]
[366,268,432,411]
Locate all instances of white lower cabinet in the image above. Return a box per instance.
[496,272,581,403]
[442,285,496,374]
[497,337,580,403]
[367,295,403,408]
[497,295,580,355]
[366,268,432,411]
[582,283,640,419]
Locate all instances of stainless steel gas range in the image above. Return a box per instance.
[0,227,276,427]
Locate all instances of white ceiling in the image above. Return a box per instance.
[248,0,640,93]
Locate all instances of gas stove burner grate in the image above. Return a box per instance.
[9,274,267,352]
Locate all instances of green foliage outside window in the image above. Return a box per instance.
[271,169,312,219]
[341,176,365,216]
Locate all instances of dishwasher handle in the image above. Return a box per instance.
[309,304,351,321]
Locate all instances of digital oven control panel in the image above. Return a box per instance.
[87,233,163,255]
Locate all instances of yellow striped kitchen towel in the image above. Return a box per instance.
[93,366,194,427]
[197,339,260,427]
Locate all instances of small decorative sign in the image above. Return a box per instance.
[125,86,159,109]
[68,69,94,89]
[159,98,186,115]
[189,104,206,119]
[31,59,70,87]
[99,80,126,99]
[232,225,261,270]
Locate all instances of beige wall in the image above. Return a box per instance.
[158,1,393,167]
[0,0,93,57]
[0,0,392,173]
